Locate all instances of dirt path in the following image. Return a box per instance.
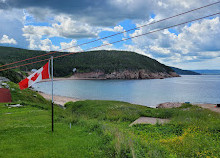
[129,117,170,126]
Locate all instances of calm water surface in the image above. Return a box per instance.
[33,75,220,107]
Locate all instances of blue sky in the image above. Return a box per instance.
[0,0,219,69]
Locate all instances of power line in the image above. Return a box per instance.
[0,1,219,69]
[0,12,219,72]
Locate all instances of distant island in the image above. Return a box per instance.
[171,67,201,75]
[0,46,179,80]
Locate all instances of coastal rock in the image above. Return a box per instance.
[157,102,182,108]
[130,117,170,126]
[73,70,179,79]
[73,72,105,79]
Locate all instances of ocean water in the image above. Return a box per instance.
[33,75,220,107]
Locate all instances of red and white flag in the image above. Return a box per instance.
[19,62,50,90]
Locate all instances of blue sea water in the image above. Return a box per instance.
[33,75,220,107]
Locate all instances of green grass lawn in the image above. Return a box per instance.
[0,104,108,158]
[0,82,219,157]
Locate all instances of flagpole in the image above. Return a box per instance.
[51,56,54,132]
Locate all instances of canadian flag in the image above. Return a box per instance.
[19,62,50,90]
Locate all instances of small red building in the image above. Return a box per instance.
[0,88,12,103]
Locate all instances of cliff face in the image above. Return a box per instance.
[73,70,179,79]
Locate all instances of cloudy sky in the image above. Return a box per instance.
[0,0,219,69]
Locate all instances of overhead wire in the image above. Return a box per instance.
[0,12,219,72]
[0,1,219,69]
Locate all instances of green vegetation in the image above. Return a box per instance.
[171,67,201,75]
[0,63,25,83]
[0,46,174,77]
[192,70,220,75]
[0,82,105,157]
[0,82,219,157]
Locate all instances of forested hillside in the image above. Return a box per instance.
[0,46,176,78]
[171,67,200,75]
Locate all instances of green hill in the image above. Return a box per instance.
[192,70,220,75]
[171,67,201,75]
[0,46,177,78]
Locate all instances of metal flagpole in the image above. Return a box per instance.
[51,56,54,132]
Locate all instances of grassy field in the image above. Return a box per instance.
[0,82,219,157]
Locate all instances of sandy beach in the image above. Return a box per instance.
[41,76,104,82]
[35,76,89,106]
[39,92,80,106]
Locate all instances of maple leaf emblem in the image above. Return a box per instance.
[31,73,40,81]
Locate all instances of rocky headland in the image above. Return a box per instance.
[73,70,179,79]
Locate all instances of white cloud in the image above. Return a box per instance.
[52,15,102,39]
[22,15,127,42]
[124,44,152,57]
[149,45,171,55]
[104,25,127,37]
[60,40,82,52]
[93,40,114,51]
[22,15,103,39]
[0,9,26,47]
[0,35,17,44]
[113,25,124,32]
[23,34,58,51]
[38,38,59,51]
[172,57,220,70]
[24,33,82,52]
[22,14,106,50]
[22,14,128,50]
[128,16,220,67]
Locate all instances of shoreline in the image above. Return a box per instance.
[35,74,220,83]
[38,91,81,106]
[38,91,220,113]
[40,74,181,82]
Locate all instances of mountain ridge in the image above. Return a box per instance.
[171,67,200,75]
[190,70,220,75]
[0,46,179,79]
